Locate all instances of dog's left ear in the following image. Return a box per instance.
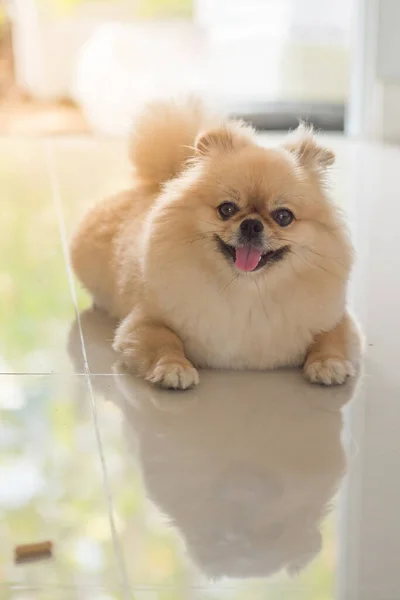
[284,124,335,173]
[195,122,254,156]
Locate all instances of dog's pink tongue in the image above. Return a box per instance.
[235,246,262,272]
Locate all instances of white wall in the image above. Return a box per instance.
[348,0,400,142]
[376,0,400,80]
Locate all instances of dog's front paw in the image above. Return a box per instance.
[304,356,355,386]
[147,359,199,390]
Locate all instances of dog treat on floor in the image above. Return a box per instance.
[15,540,53,563]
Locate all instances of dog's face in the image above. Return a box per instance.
[150,124,352,286]
[196,140,314,274]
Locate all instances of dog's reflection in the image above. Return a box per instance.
[69,308,358,580]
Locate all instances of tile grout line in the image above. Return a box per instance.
[44,139,132,600]
[0,372,123,376]
[0,372,87,376]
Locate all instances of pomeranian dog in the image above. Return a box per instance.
[71,99,361,389]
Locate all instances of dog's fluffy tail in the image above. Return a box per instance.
[129,98,219,188]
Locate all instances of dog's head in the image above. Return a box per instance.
[146,122,352,288]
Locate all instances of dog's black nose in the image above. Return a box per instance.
[240,219,264,238]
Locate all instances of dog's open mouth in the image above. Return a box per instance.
[216,236,289,272]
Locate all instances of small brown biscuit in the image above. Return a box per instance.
[15,541,53,563]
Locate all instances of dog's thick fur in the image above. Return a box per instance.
[71,99,361,389]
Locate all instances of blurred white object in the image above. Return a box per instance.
[198,0,351,104]
[10,0,138,99]
[72,22,204,136]
[10,0,353,135]
[12,0,92,98]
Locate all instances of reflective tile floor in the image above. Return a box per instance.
[1,136,400,600]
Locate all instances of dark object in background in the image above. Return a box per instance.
[0,5,15,99]
[230,101,344,131]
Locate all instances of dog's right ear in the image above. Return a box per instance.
[195,123,254,156]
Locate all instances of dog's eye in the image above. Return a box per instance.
[218,202,239,220]
[271,208,295,227]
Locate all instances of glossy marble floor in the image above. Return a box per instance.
[1,135,400,600]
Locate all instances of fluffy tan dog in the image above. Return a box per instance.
[71,99,360,389]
